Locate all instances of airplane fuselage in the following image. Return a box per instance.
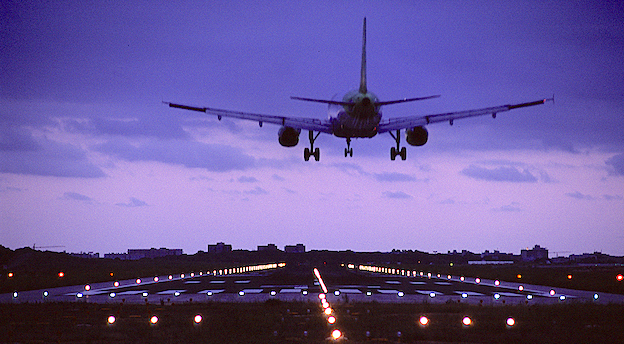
[331,90,382,138]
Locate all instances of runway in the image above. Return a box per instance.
[2,263,623,305]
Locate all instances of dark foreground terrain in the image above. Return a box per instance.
[2,300,623,343]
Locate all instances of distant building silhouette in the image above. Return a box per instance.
[257,244,279,251]
[208,242,232,254]
[521,245,548,262]
[104,248,182,260]
[284,244,306,253]
[70,252,99,259]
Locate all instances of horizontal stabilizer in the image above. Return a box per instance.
[376,95,440,106]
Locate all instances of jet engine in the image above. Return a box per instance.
[406,126,428,146]
[278,126,301,147]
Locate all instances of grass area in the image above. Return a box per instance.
[2,300,623,343]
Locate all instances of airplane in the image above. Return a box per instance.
[165,18,553,161]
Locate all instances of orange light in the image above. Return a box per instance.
[518,285,524,291]
[419,316,429,326]
[136,278,141,284]
[113,281,119,287]
[8,272,13,278]
[84,284,91,291]
[550,289,556,296]
[517,274,522,279]
[331,329,342,340]
[194,314,202,324]
[506,317,515,327]
[324,308,333,315]
[617,274,623,282]
[107,315,116,324]
[462,317,472,326]
[58,272,64,278]
[150,316,158,324]
[110,272,114,277]
[328,316,336,324]
[567,275,572,280]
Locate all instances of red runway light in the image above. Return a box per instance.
[58,272,64,278]
[617,274,623,282]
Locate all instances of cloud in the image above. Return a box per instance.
[461,165,538,182]
[116,197,148,207]
[565,191,593,200]
[93,139,256,172]
[373,172,416,182]
[62,192,94,203]
[65,115,189,140]
[272,174,285,181]
[492,202,522,212]
[238,176,258,183]
[244,186,268,195]
[0,135,106,178]
[603,194,623,201]
[606,154,624,176]
[382,191,412,199]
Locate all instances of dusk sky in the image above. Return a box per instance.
[2,1,623,256]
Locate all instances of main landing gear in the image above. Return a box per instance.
[344,138,353,157]
[304,130,320,161]
[389,129,407,161]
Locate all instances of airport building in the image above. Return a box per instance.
[521,245,549,262]
[284,244,306,253]
[207,242,232,254]
[257,244,280,252]
[104,248,183,260]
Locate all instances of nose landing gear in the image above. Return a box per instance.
[344,138,353,157]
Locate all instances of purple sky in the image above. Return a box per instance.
[2,1,623,256]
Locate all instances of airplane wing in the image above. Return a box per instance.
[164,102,333,133]
[377,97,553,133]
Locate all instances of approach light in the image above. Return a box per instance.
[494,280,500,286]
[174,291,180,297]
[108,315,116,324]
[366,291,372,296]
[559,295,566,301]
[136,278,141,284]
[142,292,149,297]
[168,275,173,280]
[527,294,533,300]
[324,308,333,316]
[447,275,452,279]
[13,292,18,298]
[76,293,83,298]
[550,289,556,296]
[190,273,195,277]
[150,316,158,324]
[302,290,308,295]
[239,291,245,296]
[518,285,524,291]
[593,293,599,300]
[506,317,515,327]
[419,316,429,326]
[109,292,116,298]
[331,329,342,340]
[328,316,336,324]
[398,291,404,297]
[43,291,49,297]
[322,300,329,308]
[617,274,623,282]
[113,281,119,287]
[153,277,159,282]
[206,291,213,296]
[475,278,481,284]
[460,276,465,282]
[319,293,326,299]
[181,274,185,278]
[270,290,277,296]
[429,292,436,298]
[462,317,472,326]
[194,314,202,324]
[84,285,91,291]
[8,272,13,278]
[494,293,501,300]
[334,290,340,296]
[461,293,468,298]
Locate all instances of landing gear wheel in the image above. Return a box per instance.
[389,130,407,161]
[390,147,397,161]
[304,148,310,161]
[400,147,407,161]
[344,148,353,157]
[313,148,320,161]
[304,130,321,162]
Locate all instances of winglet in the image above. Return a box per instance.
[359,17,367,94]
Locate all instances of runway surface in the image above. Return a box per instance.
[2,263,623,305]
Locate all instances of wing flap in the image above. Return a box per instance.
[378,98,552,133]
[165,102,333,133]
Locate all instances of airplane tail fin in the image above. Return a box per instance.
[359,17,367,94]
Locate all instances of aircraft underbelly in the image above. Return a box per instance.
[331,112,380,138]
